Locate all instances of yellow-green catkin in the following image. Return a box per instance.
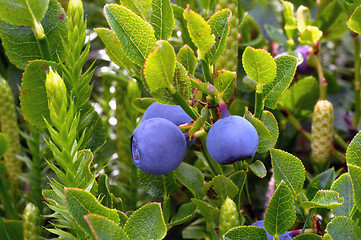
[23,203,40,240]
[219,197,240,236]
[0,76,21,184]
[215,0,238,71]
[311,100,334,167]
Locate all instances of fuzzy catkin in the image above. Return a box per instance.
[215,0,238,71]
[0,76,21,184]
[311,100,334,165]
[219,197,240,236]
[23,203,40,240]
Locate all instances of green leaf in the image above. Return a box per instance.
[85,214,129,240]
[183,6,215,58]
[213,70,236,104]
[271,149,305,197]
[42,189,63,205]
[348,164,361,211]
[264,181,296,236]
[306,168,335,200]
[64,188,120,237]
[326,216,361,240]
[168,203,197,226]
[20,60,59,128]
[313,0,348,40]
[292,233,322,240]
[0,0,49,26]
[296,5,311,33]
[177,45,198,75]
[191,198,220,225]
[0,0,67,70]
[349,6,361,34]
[331,173,354,217]
[104,4,156,66]
[249,160,267,178]
[0,133,10,159]
[257,111,279,153]
[124,203,167,240]
[151,61,193,105]
[138,170,180,197]
[280,76,319,119]
[119,0,152,20]
[263,55,297,109]
[150,0,175,40]
[300,190,343,210]
[264,24,288,49]
[0,220,23,240]
[206,9,231,65]
[223,226,268,240]
[97,174,113,208]
[202,175,239,208]
[198,0,216,10]
[346,131,361,167]
[144,40,176,92]
[244,110,273,141]
[298,26,323,46]
[132,97,155,113]
[242,47,277,86]
[283,1,297,39]
[94,28,134,70]
[182,229,208,239]
[174,162,204,199]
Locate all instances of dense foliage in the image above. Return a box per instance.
[1,0,361,239]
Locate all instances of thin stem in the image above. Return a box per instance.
[333,133,348,151]
[200,135,223,176]
[301,210,312,234]
[37,36,52,61]
[201,59,213,84]
[130,163,138,210]
[172,90,199,120]
[353,34,361,129]
[254,85,264,119]
[313,46,327,100]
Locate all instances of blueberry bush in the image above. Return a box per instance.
[1,0,361,239]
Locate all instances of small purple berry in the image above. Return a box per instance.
[131,118,187,175]
[206,116,258,164]
[295,45,314,74]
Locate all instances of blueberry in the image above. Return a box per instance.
[142,102,193,126]
[206,116,258,164]
[142,102,195,147]
[251,220,293,240]
[295,45,314,74]
[131,118,187,175]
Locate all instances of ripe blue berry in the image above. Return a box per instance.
[206,116,258,164]
[142,102,193,126]
[295,45,314,74]
[251,220,292,240]
[142,102,194,147]
[131,118,187,175]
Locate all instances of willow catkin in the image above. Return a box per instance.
[23,203,40,240]
[215,0,238,71]
[311,100,334,165]
[0,76,21,184]
[218,197,240,236]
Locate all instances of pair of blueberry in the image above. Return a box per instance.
[131,102,259,175]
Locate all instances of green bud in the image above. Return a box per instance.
[215,0,238,71]
[32,19,45,39]
[45,69,68,127]
[0,76,21,185]
[127,80,141,103]
[219,197,240,236]
[68,0,84,22]
[23,203,40,240]
[311,100,334,166]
